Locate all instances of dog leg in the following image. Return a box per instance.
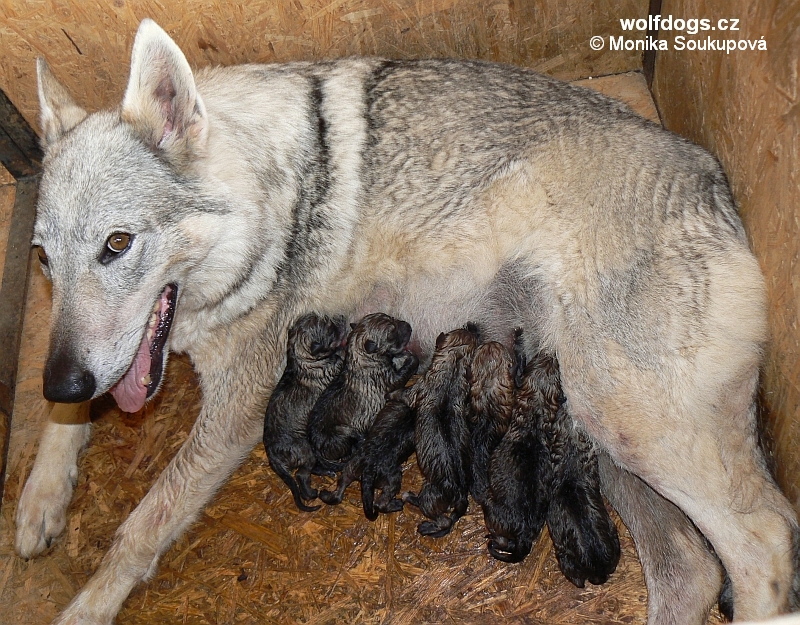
[598,452,723,625]
[51,328,284,625]
[16,419,91,559]
[655,410,797,621]
[600,392,797,622]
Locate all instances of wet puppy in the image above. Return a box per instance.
[263,313,346,512]
[402,327,478,537]
[545,404,621,587]
[483,348,555,563]
[308,313,418,467]
[468,338,516,507]
[319,389,415,520]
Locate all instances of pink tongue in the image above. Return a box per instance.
[109,334,151,413]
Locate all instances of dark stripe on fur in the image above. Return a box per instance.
[270,75,335,293]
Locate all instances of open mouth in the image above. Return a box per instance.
[109,284,177,413]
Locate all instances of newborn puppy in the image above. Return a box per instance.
[545,405,621,587]
[402,326,478,537]
[263,313,346,512]
[308,313,418,467]
[468,338,516,507]
[319,389,415,520]
[483,347,555,563]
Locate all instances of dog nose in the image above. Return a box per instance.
[43,352,96,403]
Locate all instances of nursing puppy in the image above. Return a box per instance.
[468,337,517,507]
[403,327,478,537]
[319,388,415,520]
[307,313,418,467]
[263,313,346,511]
[524,339,620,586]
[545,407,621,587]
[483,350,553,563]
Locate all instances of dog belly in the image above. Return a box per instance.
[348,261,550,360]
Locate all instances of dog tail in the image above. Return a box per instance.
[361,472,378,521]
[268,458,320,513]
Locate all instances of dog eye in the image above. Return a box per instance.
[100,232,133,263]
[36,247,49,267]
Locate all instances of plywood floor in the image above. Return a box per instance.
[0,72,727,624]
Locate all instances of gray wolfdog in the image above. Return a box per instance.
[14,18,798,625]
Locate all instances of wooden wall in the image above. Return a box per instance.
[0,0,648,133]
[653,0,800,507]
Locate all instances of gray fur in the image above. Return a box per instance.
[17,19,798,624]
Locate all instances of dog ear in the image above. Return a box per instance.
[121,19,207,163]
[36,58,88,149]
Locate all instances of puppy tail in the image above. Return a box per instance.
[361,472,378,521]
[269,458,320,513]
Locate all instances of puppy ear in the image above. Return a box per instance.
[350,323,357,330]
[121,19,207,162]
[36,58,87,148]
[435,332,446,350]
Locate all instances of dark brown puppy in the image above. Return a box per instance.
[487,334,621,582]
[319,389,415,520]
[263,313,346,512]
[402,327,478,537]
[307,313,418,468]
[545,403,621,587]
[468,339,516,507]
[483,347,555,563]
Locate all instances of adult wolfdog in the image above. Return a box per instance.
[15,18,797,624]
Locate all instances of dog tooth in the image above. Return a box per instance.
[149,312,158,327]
[141,374,151,386]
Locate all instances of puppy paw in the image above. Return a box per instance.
[401,491,420,507]
[15,462,76,559]
[376,497,404,513]
[417,520,452,538]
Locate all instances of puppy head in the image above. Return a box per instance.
[518,352,564,412]
[434,326,479,353]
[287,313,347,373]
[469,341,514,393]
[347,313,412,364]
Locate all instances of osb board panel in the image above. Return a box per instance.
[0,177,15,282]
[652,0,800,509]
[0,75,727,624]
[0,164,13,185]
[0,0,649,135]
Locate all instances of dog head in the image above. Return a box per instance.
[32,20,256,411]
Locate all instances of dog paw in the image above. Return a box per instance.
[15,462,76,559]
[51,603,112,625]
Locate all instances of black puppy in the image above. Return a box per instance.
[544,403,621,587]
[263,313,346,512]
[494,336,621,583]
[468,339,516,507]
[402,326,478,537]
[308,312,418,468]
[319,389,415,520]
[483,347,555,563]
